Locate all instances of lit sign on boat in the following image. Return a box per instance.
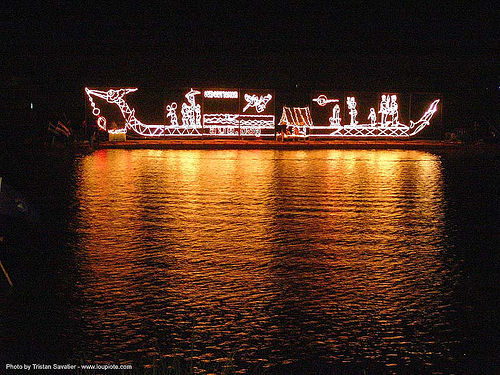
[203,90,239,99]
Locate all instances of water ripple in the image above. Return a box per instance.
[16,149,486,373]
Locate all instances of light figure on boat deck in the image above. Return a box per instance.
[368,108,377,125]
[329,104,341,126]
[166,102,179,126]
[347,97,358,126]
[379,95,388,126]
[181,88,201,127]
[390,95,399,125]
[313,94,341,127]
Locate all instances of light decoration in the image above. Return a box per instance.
[376,94,400,127]
[368,108,377,125]
[311,95,440,137]
[279,106,313,137]
[202,89,240,136]
[86,91,107,131]
[165,102,179,126]
[202,90,275,137]
[97,116,107,130]
[203,90,238,99]
[181,89,201,127]
[108,128,127,134]
[85,87,438,139]
[239,114,275,127]
[346,97,358,125]
[203,114,239,126]
[202,114,274,137]
[330,104,341,126]
[409,100,440,135]
[312,94,339,107]
[85,87,203,137]
[242,94,272,113]
[86,87,275,138]
[239,93,275,133]
[312,95,341,126]
[390,95,399,125]
[379,95,390,126]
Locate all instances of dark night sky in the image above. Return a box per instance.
[1,1,498,92]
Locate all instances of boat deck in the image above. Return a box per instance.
[93,139,462,150]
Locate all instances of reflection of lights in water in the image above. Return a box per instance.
[75,149,449,369]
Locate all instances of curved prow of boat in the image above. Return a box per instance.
[409,99,440,136]
[85,87,140,132]
[85,87,205,137]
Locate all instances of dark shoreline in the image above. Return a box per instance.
[92,139,464,151]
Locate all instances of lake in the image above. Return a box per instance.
[0,148,498,374]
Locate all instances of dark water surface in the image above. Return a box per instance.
[1,149,499,374]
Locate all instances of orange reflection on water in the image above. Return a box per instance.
[75,149,449,369]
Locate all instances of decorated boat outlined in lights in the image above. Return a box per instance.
[85,87,440,138]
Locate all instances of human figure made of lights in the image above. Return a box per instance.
[368,108,377,125]
[329,104,341,127]
[347,97,358,126]
[166,102,179,126]
[380,95,392,127]
[390,95,399,126]
[181,89,201,127]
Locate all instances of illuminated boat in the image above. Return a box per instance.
[85,87,440,139]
